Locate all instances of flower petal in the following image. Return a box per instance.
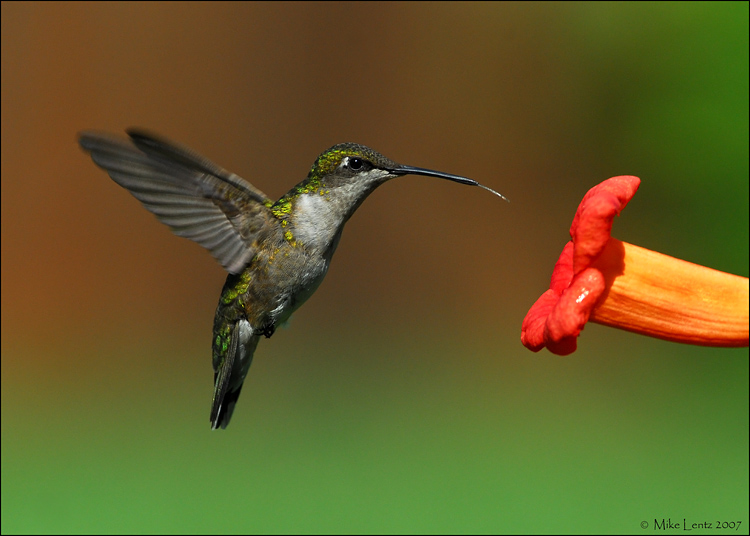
[570,176,640,275]
[522,176,640,355]
[545,267,606,355]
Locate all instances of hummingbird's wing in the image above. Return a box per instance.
[79,129,276,274]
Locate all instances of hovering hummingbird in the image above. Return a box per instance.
[79,129,507,429]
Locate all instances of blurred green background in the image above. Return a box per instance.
[2,2,748,533]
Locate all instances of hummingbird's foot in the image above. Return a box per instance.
[259,324,276,338]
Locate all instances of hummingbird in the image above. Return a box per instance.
[79,129,507,429]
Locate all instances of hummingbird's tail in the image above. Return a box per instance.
[210,319,259,430]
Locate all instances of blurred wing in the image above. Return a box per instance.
[79,129,276,274]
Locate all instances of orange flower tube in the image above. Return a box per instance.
[521,176,749,355]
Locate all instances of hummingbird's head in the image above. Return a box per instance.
[308,143,508,201]
[308,143,399,189]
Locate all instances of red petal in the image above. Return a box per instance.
[521,289,559,351]
[550,241,575,293]
[570,176,640,275]
[521,242,575,351]
[521,176,640,355]
[545,268,606,355]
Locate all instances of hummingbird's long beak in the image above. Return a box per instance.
[393,165,509,201]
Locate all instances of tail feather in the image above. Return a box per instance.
[210,319,259,429]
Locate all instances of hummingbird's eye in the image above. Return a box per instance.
[347,157,366,171]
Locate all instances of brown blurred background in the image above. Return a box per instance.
[2,2,748,533]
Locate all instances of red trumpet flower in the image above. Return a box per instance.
[521,176,749,355]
